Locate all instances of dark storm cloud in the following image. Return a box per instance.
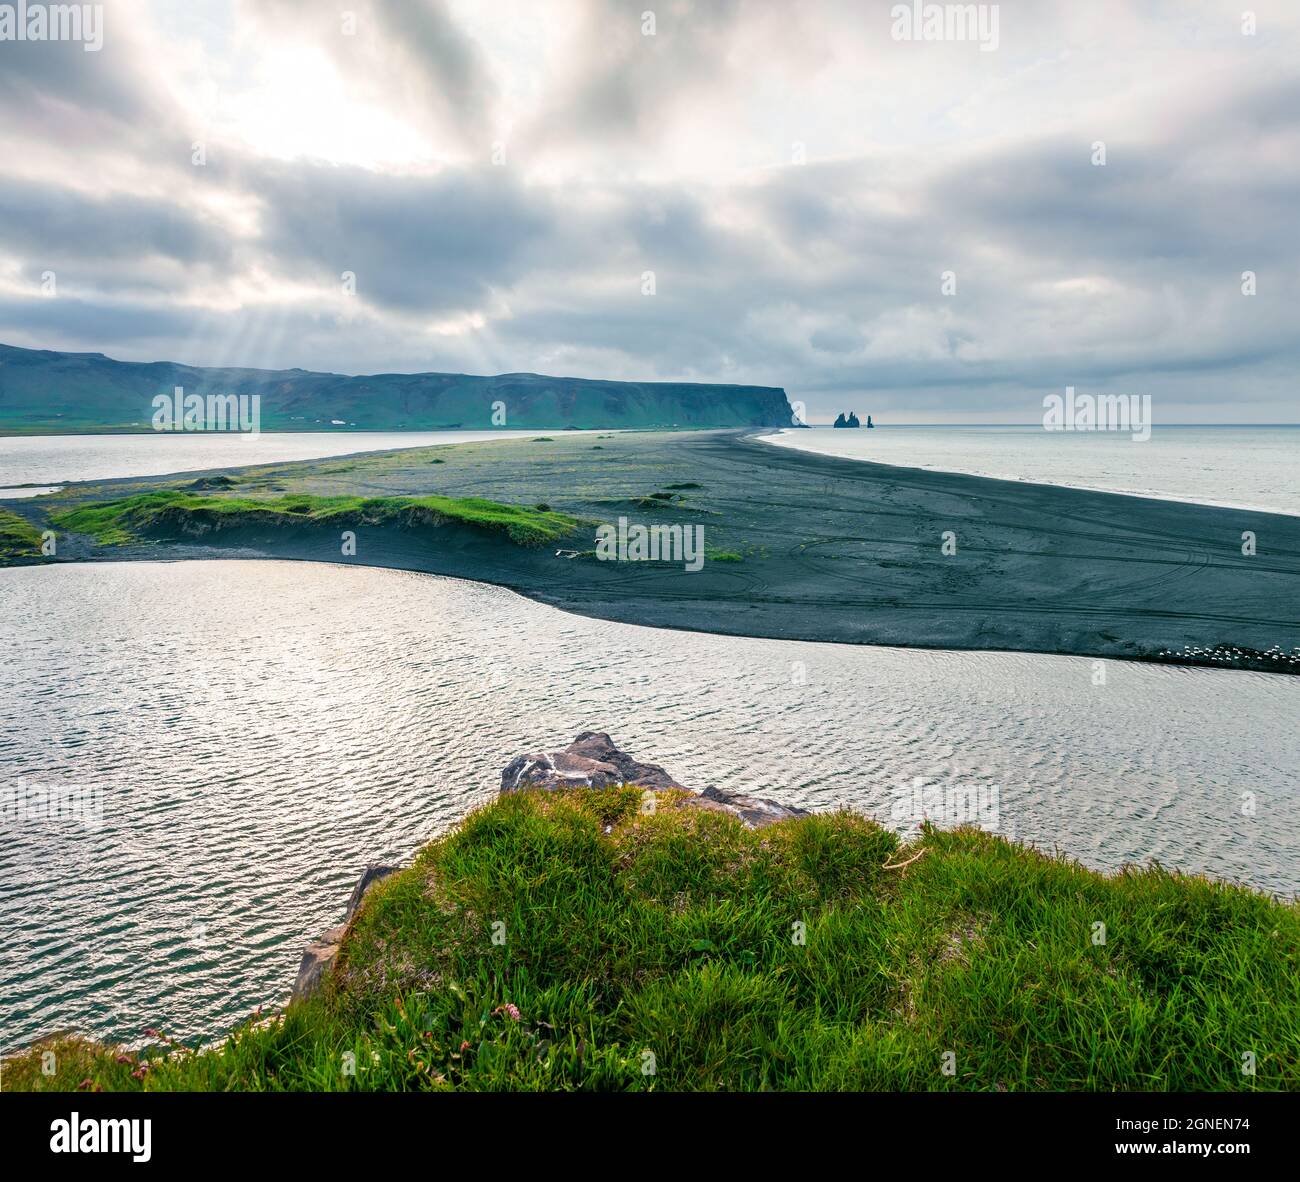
[936,142,1300,272]
[0,290,200,348]
[235,161,767,317]
[0,177,233,268]
[242,161,553,311]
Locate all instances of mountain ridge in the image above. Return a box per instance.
[0,343,794,432]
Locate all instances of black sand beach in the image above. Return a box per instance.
[8,428,1299,670]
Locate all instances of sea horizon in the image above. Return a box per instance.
[764,423,1300,517]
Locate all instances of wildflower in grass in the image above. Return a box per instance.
[494,1003,521,1022]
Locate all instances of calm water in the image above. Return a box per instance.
[765,425,1300,516]
[1,560,1297,1052]
[0,429,552,491]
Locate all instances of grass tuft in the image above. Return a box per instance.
[0,507,43,558]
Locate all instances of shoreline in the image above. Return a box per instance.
[10,554,1293,683]
[3,428,1298,673]
[0,428,617,490]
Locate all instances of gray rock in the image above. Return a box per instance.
[344,864,398,921]
[500,730,684,793]
[292,924,346,1002]
[291,864,398,1001]
[688,785,811,829]
[499,733,806,829]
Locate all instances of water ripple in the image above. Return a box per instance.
[0,558,1297,1052]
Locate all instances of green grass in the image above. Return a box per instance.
[706,549,744,562]
[6,788,1297,1092]
[0,507,43,558]
[48,491,579,547]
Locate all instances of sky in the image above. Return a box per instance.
[0,0,1297,422]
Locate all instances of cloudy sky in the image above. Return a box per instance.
[1,0,1297,422]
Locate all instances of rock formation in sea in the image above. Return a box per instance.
[832,411,861,428]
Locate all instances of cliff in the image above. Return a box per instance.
[0,343,794,432]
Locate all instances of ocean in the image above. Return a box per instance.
[762,425,1300,517]
[0,429,559,493]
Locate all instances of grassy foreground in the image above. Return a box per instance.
[5,787,1297,1091]
[48,489,579,547]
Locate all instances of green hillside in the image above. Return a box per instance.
[0,344,794,432]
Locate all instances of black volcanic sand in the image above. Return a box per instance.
[10,429,1300,670]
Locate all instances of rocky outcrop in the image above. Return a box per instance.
[691,784,811,828]
[291,864,397,1001]
[500,732,807,829]
[292,736,806,1004]
[342,864,399,922]
[501,730,684,793]
[291,925,347,1003]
